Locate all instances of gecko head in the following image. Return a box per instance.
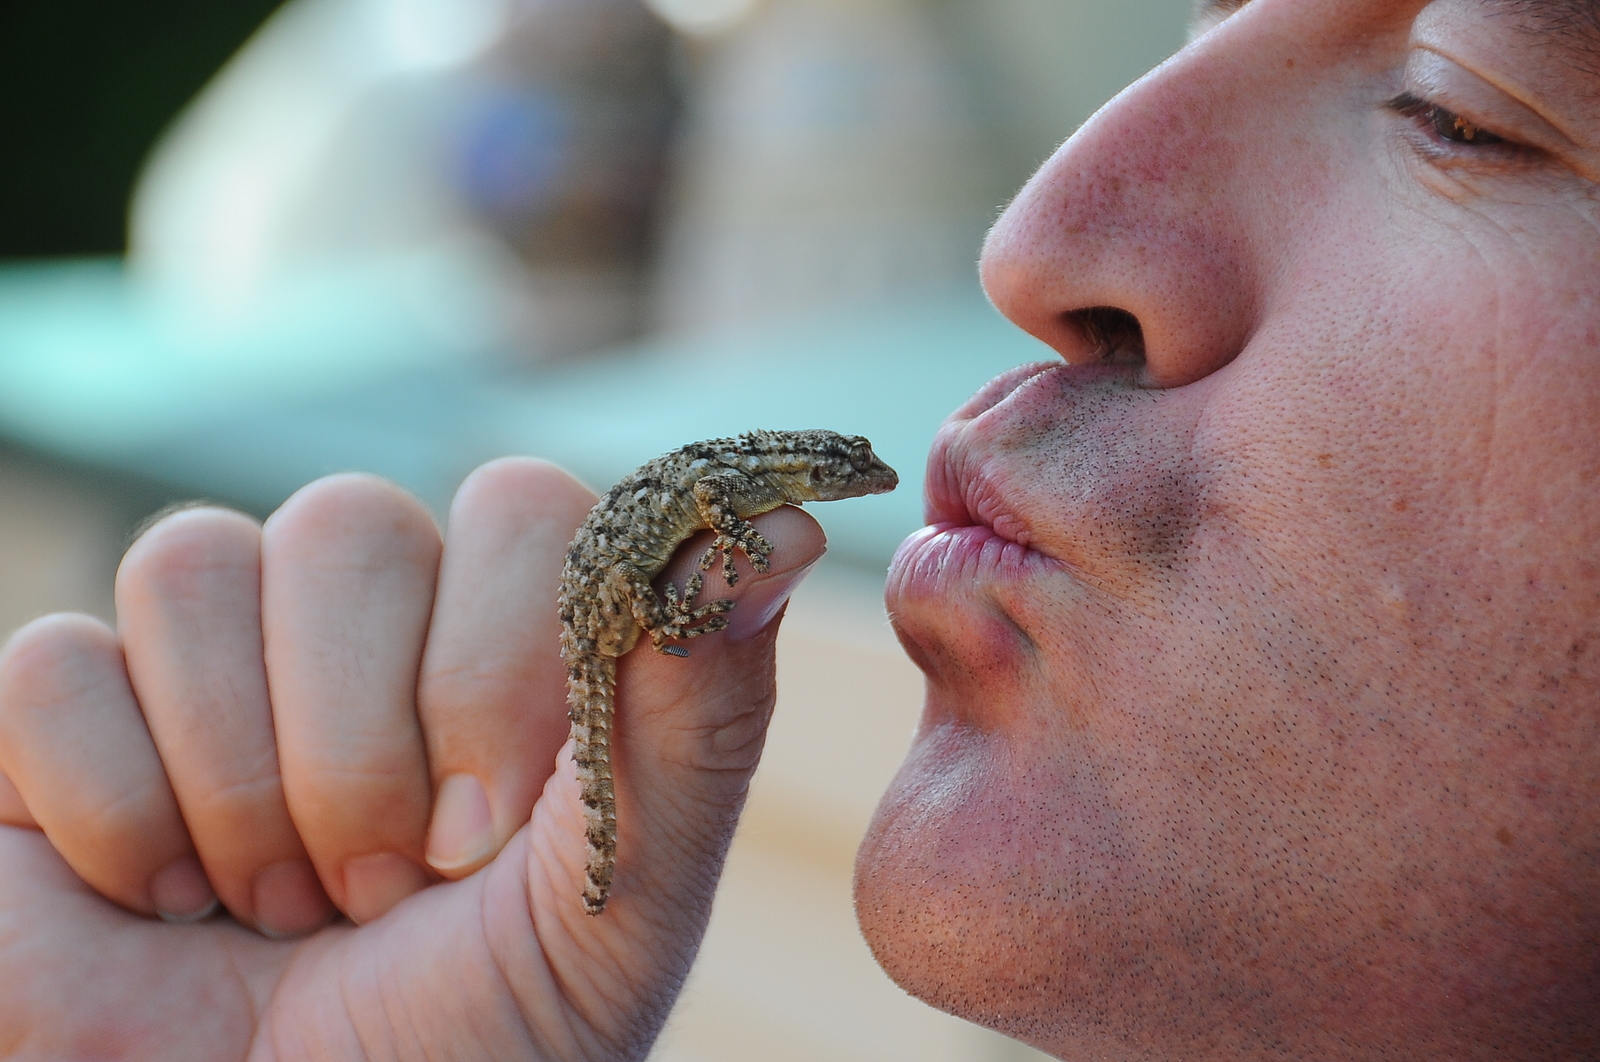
[736,430,898,502]
[797,432,899,502]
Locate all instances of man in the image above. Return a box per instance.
[1,0,1596,1056]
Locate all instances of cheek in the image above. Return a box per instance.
[865,190,1600,1050]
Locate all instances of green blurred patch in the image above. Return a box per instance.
[0,0,283,257]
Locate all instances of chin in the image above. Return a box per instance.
[852,708,1600,1062]
[851,707,1148,1059]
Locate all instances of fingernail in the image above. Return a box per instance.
[342,852,431,925]
[253,858,334,939]
[152,856,218,923]
[426,773,495,874]
[726,558,820,641]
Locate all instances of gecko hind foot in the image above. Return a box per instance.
[651,611,731,652]
[652,578,734,653]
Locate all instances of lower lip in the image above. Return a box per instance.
[886,522,1057,607]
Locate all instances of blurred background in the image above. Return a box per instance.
[0,0,1191,1056]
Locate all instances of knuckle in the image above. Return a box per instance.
[286,766,429,849]
[452,458,597,533]
[0,615,123,722]
[269,473,438,549]
[75,778,178,847]
[118,508,260,602]
[177,747,286,810]
[462,455,584,498]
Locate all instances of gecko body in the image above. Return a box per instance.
[558,430,898,914]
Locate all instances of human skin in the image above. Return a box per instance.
[2,0,1598,1059]
[0,461,825,1059]
[855,0,1600,1058]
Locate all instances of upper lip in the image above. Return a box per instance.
[923,361,1064,543]
[942,360,1063,428]
[923,358,1151,559]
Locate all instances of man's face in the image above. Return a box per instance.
[855,0,1600,1057]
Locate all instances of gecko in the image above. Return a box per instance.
[558,430,898,914]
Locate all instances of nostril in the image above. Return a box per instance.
[1068,307,1147,368]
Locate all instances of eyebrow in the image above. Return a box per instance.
[1195,0,1598,27]
[1192,0,1249,24]
[1193,0,1600,72]
[1484,0,1600,77]
[1491,0,1599,29]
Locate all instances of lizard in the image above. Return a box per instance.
[557,430,898,914]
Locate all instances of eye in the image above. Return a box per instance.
[848,441,873,472]
[1427,106,1503,145]
[1389,92,1506,146]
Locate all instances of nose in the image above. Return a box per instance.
[981,17,1291,390]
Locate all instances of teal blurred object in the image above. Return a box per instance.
[0,258,1051,569]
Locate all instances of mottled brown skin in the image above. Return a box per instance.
[558,430,897,914]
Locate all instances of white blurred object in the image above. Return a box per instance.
[382,0,509,67]
[651,0,1008,338]
[644,0,761,36]
[129,0,676,361]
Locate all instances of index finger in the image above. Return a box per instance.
[418,459,596,879]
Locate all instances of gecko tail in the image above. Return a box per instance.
[568,652,619,915]
[582,820,615,915]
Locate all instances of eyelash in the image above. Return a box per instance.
[1387,91,1507,147]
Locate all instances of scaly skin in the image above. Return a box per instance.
[557,430,898,914]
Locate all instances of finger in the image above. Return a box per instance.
[523,505,826,1008]
[0,614,217,921]
[418,459,595,879]
[0,766,35,828]
[261,474,442,924]
[116,507,335,938]
[655,506,827,644]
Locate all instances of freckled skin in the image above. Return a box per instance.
[856,1,1600,1058]
[560,430,896,914]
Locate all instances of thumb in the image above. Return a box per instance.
[522,506,823,1044]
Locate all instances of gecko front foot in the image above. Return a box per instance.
[697,527,774,587]
[690,475,777,586]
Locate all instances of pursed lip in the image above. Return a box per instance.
[941,360,1066,430]
[886,361,1072,604]
[923,361,1062,542]
[888,358,1148,606]
[926,359,1140,542]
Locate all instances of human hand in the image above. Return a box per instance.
[0,458,823,1060]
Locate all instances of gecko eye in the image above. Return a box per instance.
[849,441,873,472]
